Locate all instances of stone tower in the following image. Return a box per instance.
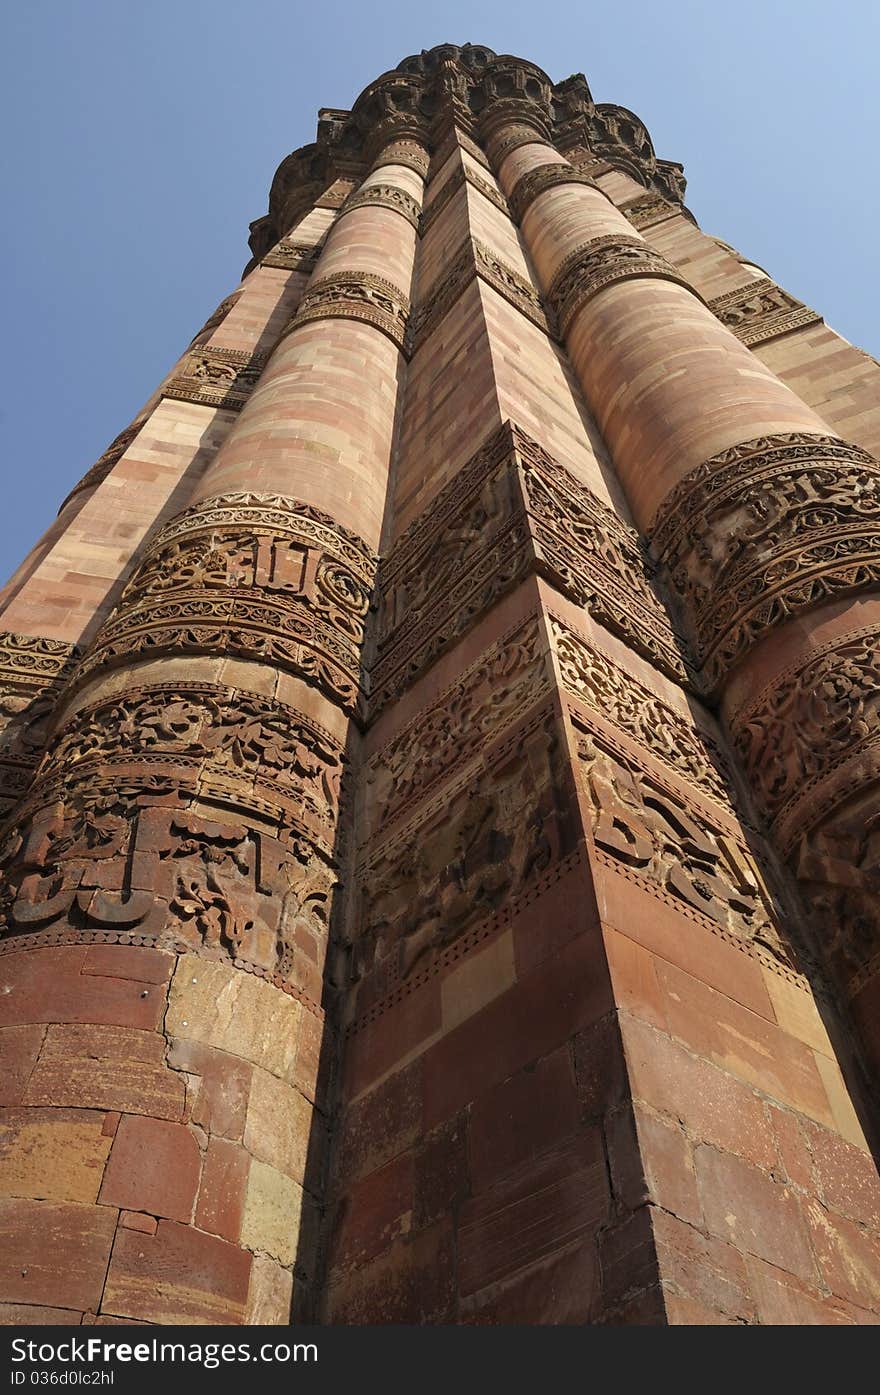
[1,44,879,1327]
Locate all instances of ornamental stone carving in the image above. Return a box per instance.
[0,632,79,818]
[649,433,880,690]
[409,236,554,349]
[260,239,324,273]
[547,234,699,336]
[338,184,422,231]
[707,278,821,347]
[77,493,377,721]
[164,347,269,411]
[507,162,606,224]
[287,271,411,353]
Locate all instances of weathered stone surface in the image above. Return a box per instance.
[0,1108,112,1203]
[0,1200,116,1311]
[166,956,301,1083]
[99,1116,201,1222]
[240,1159,304,1268]
[102,1219,252,1325]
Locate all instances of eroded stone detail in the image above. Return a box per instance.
[164,348,269,412]
[618,194,678,229]
[547,233,698,335]
[649,433,880,690]
[77,494,377,721]
[708,279,821,347]
[261,240,324,273]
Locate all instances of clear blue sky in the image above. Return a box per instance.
[2,1,878,582]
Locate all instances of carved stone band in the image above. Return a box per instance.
[618,194,678,230]
[730,623,880,853]
[649,432,880,691]
[707,278,821,348]
[372,140,430,178]
[0,631,79,818]
[507,163,606,224]
[337,184,422,232]
[261,239,323,273]
[547,234,699,336]
[163,347,269,412]
[287,271,411,354]
[75,492,377,721]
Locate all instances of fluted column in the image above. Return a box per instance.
[0,129,427,1324]
[485,106,880,1073]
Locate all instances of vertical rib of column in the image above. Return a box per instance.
[0,125,426,1325]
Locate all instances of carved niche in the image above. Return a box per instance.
[76,493,377,721]
[371,421,691,713]
[649,433,880,690]
[0,632,79,818]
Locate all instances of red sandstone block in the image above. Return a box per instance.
[461,1236,599,1325]
[344,974,441,1099]
[335,1058,423,1186]
[603,928,668,1032]
[0,1024,45,1105]
[468,1045,581,1190]
[195,1138,249,1243]
[82,945,174,985]
[654,960,831,1126]
[167,1038,252,1140]
[769,1106,814,1191]
[324,1220,455,1324]
[458,1132,609,1297]
[664,1293,740,1326]
[651,1208,755,1323]
[24,1025,185,1120]
[745,1255,854,1325]
[595,875,776,1021]
[414,1116,469,1228]
[802,1119,880,1232]
[0,1199,116,1311]
[119,1211,158,1235]
[102,1219,252,1325]
[802,1197,880,1312]
[596,1206,659,1309]
[511,860,603,979]
[0,1304,83,1324]
[423,930,614,1130]
[695,1144,817,1283]
[571,1013,627,1117]
[608,1103,702,1226]
[294,1005,329,1109]
[0,947,165,1030]
[99,1116,201,1222]
[330,1152,415,1274]
[620,1013,777,1170]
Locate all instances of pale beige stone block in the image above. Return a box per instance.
[167,955,301,1082]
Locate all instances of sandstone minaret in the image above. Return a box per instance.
[1,44,878,1326]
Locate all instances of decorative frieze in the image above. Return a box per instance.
[373,139,430,178]
[260,239,324,273]
[371,422,690,712]
[164,347,269,412]
[366,617,551,837]
[578,734,794,968]
[618,194,678,230]
[507,162,604,224]
[707,278,821,347]
[730,624,880,852]
[0,631,79,819]
[547,233,699,335]
[649,432,880,691]
[410,236,554,349]
[338,184,422,232]
[76,493,377,721]
[288,271,411,353]
[551,621,729,808]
